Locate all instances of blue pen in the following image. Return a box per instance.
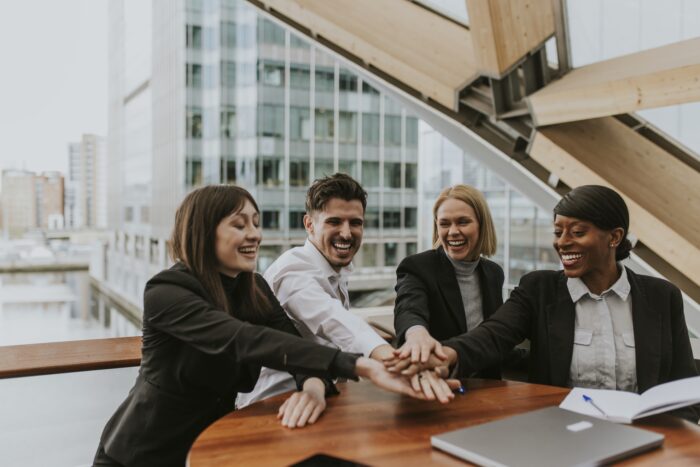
[582,394,607,417]
[456,385,466,395]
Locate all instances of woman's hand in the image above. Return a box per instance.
[277,377,326,429]
[354,357,426,400]
[397,326,448,364]
[384,345,459,376]
[410,370,461,404]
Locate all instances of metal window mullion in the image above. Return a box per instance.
[333,62,339,173]
[284,30,291,233]
[309,47,315,180]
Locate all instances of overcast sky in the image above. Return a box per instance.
[0,0,108,175]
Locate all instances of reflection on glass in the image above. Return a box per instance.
[361,243,378,267]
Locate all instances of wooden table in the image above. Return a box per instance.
[188,379,700,466]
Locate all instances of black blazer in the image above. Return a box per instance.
[394,247,505,379]
[96,263,347,467]
[443,268,699,422]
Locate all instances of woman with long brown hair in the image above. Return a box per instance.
[94,185,434,467]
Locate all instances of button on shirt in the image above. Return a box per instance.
[566,266,637,392]
[236,240,386,408]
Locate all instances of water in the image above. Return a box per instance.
[0,271,140,346]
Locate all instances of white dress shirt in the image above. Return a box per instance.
[236,239,386,408]
[566,266,637,392]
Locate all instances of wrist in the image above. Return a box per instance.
[354,356,377,378]
[405,325,428,339]
[443,346,458,367]
[369,344,394,361]
[302,377,326,396]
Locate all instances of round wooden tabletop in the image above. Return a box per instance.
[188,379,700,466]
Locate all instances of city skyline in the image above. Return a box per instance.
[0,0,108,175]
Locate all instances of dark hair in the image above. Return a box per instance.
[305,173,367,214]
[169,185,269,316]
[553,185,632,261]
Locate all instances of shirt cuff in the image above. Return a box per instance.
[355,330,389,357]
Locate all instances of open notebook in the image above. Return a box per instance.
[559,376,700,423]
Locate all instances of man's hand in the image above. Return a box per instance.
[397,326,447,363]
[369,343,396,361]
[277,377,327,428]
[384,345,459,376]
[354,357,426,400]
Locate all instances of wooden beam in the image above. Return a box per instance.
[527,37,700,126]
[466,0,555,77]
[529,117,700,286]
[0,337,142,379]
[250,0,479,110]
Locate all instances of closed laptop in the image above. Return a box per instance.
[431,406,664,467]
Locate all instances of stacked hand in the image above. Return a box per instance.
[384,326,457,377]
[278,377,326,429]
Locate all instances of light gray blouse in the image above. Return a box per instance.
[566,266,637,392]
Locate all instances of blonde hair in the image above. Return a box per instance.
[432,184,497,260]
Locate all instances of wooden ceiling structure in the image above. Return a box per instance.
[247,0,700,298]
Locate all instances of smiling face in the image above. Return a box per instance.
[215,200,261,278]
[436,198,480,262]
[553,214,623,284]
[304,197,364,271]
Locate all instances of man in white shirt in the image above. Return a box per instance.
[237,173,394,411]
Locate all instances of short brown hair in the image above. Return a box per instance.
[305,173,367,214]
[169,184,269,316]
[432,184,497,259]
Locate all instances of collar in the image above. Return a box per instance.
[303,238,354,282]
[447,255,480,275]
[566,265,631,303]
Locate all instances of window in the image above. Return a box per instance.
[338,160,356,179]
[365,207,379,229]
[404,207,417,228]
[223,159,236,184]
[339,73,357,92]
[384,162,401,188]
[405,163,417,189]
[315,69,334,92]
[185,63,202,88]
[384,242,398,266]
[257,158,282,187]
[186,108,203,138]
[220,21,235,47]
[125,206,133,222]
[290,66,310,89]
[257,18,285,46]
[262,210,279,229]
[289,210,305,229]
[361,243,378,267]
[221,61,235,88]
[406,242,418,256]
[315,160,334,178]
[362,161,379,188]
[315,109,334,141]
[290,107,310,141]
[383,209,401,228]
[362,113,380,145]
[186,24,202,49]
[188,159,203,187]
[258,105,284,138]
[362,82,380,96]
[406,117,418,147]
[289,160,309,187]
[221,109,236,139]
[261,62,284,86]
[339,111,356,143]
[384,115,402,146]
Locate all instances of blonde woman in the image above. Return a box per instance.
[393,184,507,379]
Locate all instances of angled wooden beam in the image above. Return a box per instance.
[527,37,700,126]
[0,337,142,379]
[529,117,700,286]
[466,0,556,77]
[249,0,479,110]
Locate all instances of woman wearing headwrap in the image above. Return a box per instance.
[387,185,699,422]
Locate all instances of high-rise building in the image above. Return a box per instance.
[66,134,107,229]
[35,171,65,230]
[1,170,37,238]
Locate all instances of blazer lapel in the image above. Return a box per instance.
[628,269,661,392]
[546,274,576,386]
[437,248,468,333]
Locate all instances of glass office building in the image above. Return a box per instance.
[105,0,559,307]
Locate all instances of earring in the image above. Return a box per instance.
[610,243,616,248]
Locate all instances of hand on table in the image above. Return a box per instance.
[410,370,461,404]
[277,377,326,429]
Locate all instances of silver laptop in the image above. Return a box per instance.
[431,406,664,467]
